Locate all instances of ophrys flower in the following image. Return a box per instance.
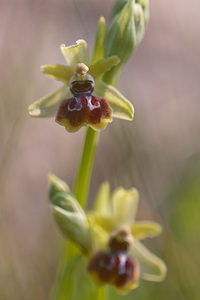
[49,174,167,294]
[28,39,134,132]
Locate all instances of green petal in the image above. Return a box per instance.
[89,213,115,234]
[91,16,106,63]
[51,191,91,253]
[87,214,111,250]
[131,240,167,281]
[60,40,90,67]
[112,187,139,225]
[94,182,111,215]
[41,64,74,83]
[94,81,134,120]
[89,56,120,81]
[28,85,71,118]
[131,221,162,240]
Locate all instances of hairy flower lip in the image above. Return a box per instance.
[87,250,140,293]
[54,67,113,132]
[55,95,112,132]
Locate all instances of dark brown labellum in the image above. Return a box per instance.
[56,95,112,132]
[56,76,112,132]
[87,251,139,291]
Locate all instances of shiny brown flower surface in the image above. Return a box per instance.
[87,251,139,292]
[56,71,112,132]
[87,227,139,293]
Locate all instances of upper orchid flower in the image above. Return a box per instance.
[28,38,134,132]
[49,174,167,294]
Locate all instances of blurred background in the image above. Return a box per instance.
[1,0,200,299]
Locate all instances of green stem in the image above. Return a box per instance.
[50,128,99,300]
[73,127,99,208]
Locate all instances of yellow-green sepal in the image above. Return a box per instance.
[89,56,120,81]
[94,182,111,216]
[89,214,115,235]
[131,240,167,282]
[87,214,111,251]
[49,174,92,253]
[92,16,106,63]
[41,64,74,84]
[94,81,134,120]
[131,221,162,240]
[60,40,90,67]
[112,187,139,225]
[28,85,71,118]
[51,192,92,253]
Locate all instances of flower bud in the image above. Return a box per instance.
[104,0,149,85]
[104,0,136,84]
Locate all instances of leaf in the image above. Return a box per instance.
[91,16,107,63]
[131,240,167,282]
[41,64,74,83]
[94,182,111,215]
[28,85,71,118]
[131,221,162,240]
[112,187,139,225]
[89,56,120,80]
[60,40,90,67]
[94,81,134,120]
[51,191,91,253]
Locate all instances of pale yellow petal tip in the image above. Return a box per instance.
[129,103,135,120]
[60,40,87,50]
[40,65,51,74]
[76,39,87,46]
[40,65,46,72]
[130,187,139,197]
[99,16,106,23]
[48,173,57,184]
[28,105,39,117]
[60,44,67,55]
[60,43,66,49]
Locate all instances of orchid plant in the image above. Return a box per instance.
[28,1,166,299]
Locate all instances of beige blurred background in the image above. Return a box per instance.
[1,0,200,299]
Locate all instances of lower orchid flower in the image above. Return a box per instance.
[49,174,167,294]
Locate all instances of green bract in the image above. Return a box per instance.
[28,38,134,127]
[49,174,167,293]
